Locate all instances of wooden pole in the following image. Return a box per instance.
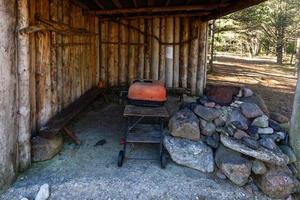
[197,21,207,96]
[144,18,152,79]
[107,21,115,87]
[173,17,180,87]
[95,17,100,84]
[208,19,216,72]
[290,28,300,178]
[165,17,174,87]
[113,21,119,86]
[180,17,189,88]
[119,19,128,86]
[159,17,166,82]
[151,17,160,80]
[0,0,18,189]
[138,18,145,79]
[56,0,63,111]
[100,21,108,86]
[189,19,199,95]
[128,19,138,83]
[17,0,31,172]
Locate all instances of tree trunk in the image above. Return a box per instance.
[276,26,284,64]
[0,0,18,189]
[17,0,31,172]
[290,28,300,178]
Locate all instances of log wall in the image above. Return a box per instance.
[99,17,208,95]
[29,0,98,131]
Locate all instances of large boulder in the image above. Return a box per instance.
[254,166,300,199]
[205,85,240,105]
[193,105,220,121]
[168,108,200,141]
[239,94,269,115]
[163,136,214,173]
[31,134,63,162]
[227,109,250,130]
[220,134,289,166]
[215,145,252,186]
[240,103,263,119]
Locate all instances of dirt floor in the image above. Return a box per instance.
[1,55,295,200]
[209,55,297,118]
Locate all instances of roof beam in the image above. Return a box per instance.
[93,3,228,16]
[148,0,155,6]
[132,0,138,7]
[112,0,122,8]
[201,0,266,21]
[93,0,104,9]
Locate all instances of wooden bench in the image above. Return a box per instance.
[39,88,101,141]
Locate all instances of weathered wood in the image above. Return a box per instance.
[151,17,160,80]
[180,17,189,88]
[113,21,119,86]
[100,21,108,85]
[107,21,115,86]
[56,0,63,111]
[173,17,180,87]
[138,18,145,79]
[127,124,162,144]
[189,19,199,95]
[159,17,166,82]
[94,3,228,15]
[95,17,100,84]
[39,88,101,139]
[17,0,31,172]
[165,17,174,87]
[0,0,18,189]
[128,19,138,83]
[197,21,207,96]
[63,127,81,145]
[124,105,169,118]
[119,19,128,86]
[144,19,152,79]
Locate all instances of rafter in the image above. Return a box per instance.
[133,0,138,7]
[112,0,122,8]
[93,3,228,16]
[93,0,104,9]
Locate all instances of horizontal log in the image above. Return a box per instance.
[93,3,228,15]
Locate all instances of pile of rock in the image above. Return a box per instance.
[164,86,299,199]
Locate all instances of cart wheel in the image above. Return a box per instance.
[160,151,166,169]
[118,150,124,167]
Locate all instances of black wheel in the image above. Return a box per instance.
[118,150,124,167]
[160,150,166,169]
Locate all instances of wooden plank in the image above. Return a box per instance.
[124,105,169,118]
[159,17,166,82]
[173,17,180,87]
[144,18,152,79]
[151,17,160,80]
[189,19,199,95]
[39,88,101,138]
[138,18,145,79]
[119,19,128,86]
[180,17,189,88]
[127,124,162,143]
[165,17,174,87]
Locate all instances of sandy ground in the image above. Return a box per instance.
[208,55,297,118]
[0,97,273,200]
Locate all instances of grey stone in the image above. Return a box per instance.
[255,166,300,199]
[252,160,267,175]
[214,118,226,127]
[268,119,283,132]
[234,129,250,140]
[257,127,274,135]
[279,145,296,163]
[240,103,263,119]
[163,136,214,173]
[215,145,252,186]
[35,184,50,200]
[239,94,269,115]
[31,134,63,162]
[182,94,198,103]
[204,133,220,149]
[276,132,286,141]
[280,122,290,133]
[227,109,249,130]
[193,105,221,121]
[200,121,216,136]
[270,112,289,123]
[168,108,200,141]
[242,137,259,150]
[220,134,289,166]
[216,169,227,180]
[258,138,278,151]
[251,115,268,128]
[243,87,254,97]
[204,102,216,108]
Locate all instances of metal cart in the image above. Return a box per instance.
[118,105,169,168]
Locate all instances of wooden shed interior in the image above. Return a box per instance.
[0,0,265,190]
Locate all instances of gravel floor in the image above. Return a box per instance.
[0,99,274,200]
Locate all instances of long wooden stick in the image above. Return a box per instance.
[151,17,160,80]
[165,17,174,87]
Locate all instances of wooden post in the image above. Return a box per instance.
[151,17,160,80]
[119,19,129,86]
[208,19,216,72]
[173,17,180,87]
[56,0,63,111]
[17,0,31,172]
[0,0,18,189]
[113,21,119,86]
[189,19,199,95]
[108,21,115,87]
[95,17,100,84]
[165,17,174,87]
[138,18,145,80]
[144,18,152,79]
[100,21,108,86]
[128,19,138,83]
[197,21,208,96]
[180,17,189,88]
[290,28,300,178]
[159,17,166,82]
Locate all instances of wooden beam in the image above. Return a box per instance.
[148,0,154,6]
[112,0,122,8]
[93,3,228,15]
[201,0,266,21]
[93,0,104,9]
[133,0,138,7]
